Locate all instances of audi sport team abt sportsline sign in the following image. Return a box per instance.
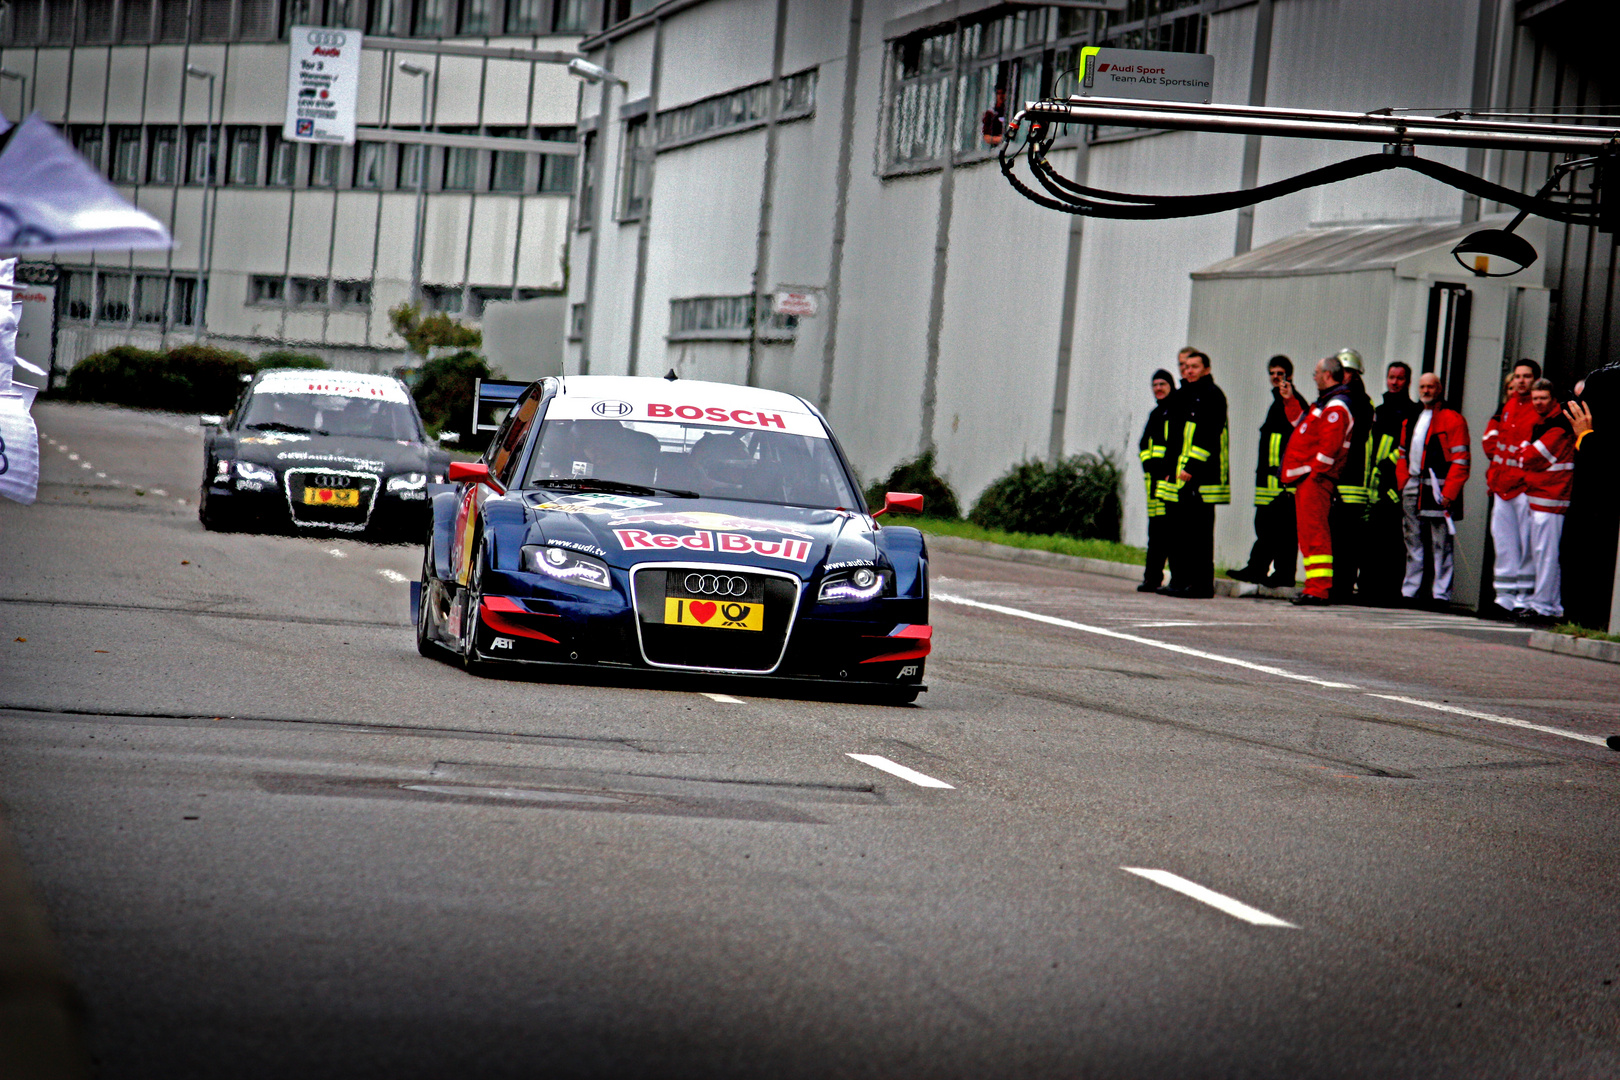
[285,26,361,144]
[1076,46,1214,104]
[544,393,829,439]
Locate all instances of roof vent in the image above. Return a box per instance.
[664,368,679,381]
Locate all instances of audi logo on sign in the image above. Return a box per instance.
[306,29,347,46]
[591,399,634,417]
[684,574,749,597]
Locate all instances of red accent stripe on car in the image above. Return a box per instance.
[480,599,561,643]
[859,624,932,664]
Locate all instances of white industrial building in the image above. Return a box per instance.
[1,0,591,376]
[566,0,1613,611]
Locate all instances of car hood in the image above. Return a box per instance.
[232,431,434,476]
[522,491,883,579]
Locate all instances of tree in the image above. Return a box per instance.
[389,302,482,357]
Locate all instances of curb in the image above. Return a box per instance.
[1527,629,1620,665]
[0,812,90,1080]
[923,534,1301,600]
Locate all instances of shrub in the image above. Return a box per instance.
[64,343,255,413]
[256,349,327,370]
[969,451,1123,543]
[389,302,482,357]
[412,350,493,450]
[864,449,962,519]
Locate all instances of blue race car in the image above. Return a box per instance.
[413,375,931,702]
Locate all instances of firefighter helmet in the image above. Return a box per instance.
[1335,348,1364,373]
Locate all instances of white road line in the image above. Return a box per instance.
[936,593,1359,690]
[151,488,167,496]
[68,453,79,460]
[95,472,106,478]
[1133,621,1257,629]
[327,548,347,559]
[1122,868,1296,928]
[846,753,955,789]
[699,692,743,704]
[79,462,91,469]
[377,568,409,584]
[1368,694,1609,747]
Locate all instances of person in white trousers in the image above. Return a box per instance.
[1482,360,1540,615]
[1520,379,1575,623]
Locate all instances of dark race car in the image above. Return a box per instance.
[199,369,449,541]
[413,375,931,702]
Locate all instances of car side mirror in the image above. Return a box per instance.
[872,491,924,517]
[199,414,224,427]
[447,461,496,488]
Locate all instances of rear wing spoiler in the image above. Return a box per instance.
[470,378,533,435]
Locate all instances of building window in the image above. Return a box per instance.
[82,0,117,40]
[172,276,199,326]
[568,302,585,341]
[239,0,278,38]
[267,130,298,186]
[118,0,154,41]
[399,142,427,190]
[668,295,754,340]
[537,128,576,193]
[888,29,958,167]
[490,138,528,193]
[70,127,106,174]
[197,0,232,39]
[98,273,133,324]
[504,0,542,32]
[62,272,94,321]
[228,127,261,185]
[423,285,463,314]
[443,133,478,192]
[327,0,364,28]
[653,69,817,149]
[158,0,190,41]
[553,0,589,33]
[355,143,387,189]
[577,130,597,228]
[333,280,372,309]
[310,143,341,187]
[249,275,286,305]
[413,0,451,36]
[291,277,329,306]
[368,0,400,33]
[134,275,169,325]
[459,0,493,34]
[148,128,180,184]
[187,126,219,185]
[619,116,650,220]
[109,128,143,183]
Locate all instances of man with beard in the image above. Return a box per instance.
[1157,349,1228,599]
[1231,355,1303,587]
[1399,372,1471,607]
[1362,361,1421,603]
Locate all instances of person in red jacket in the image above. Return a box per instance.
[1520,378,1574,622]
[1483,359,1540,615]
[1281,355,1353,606]
[1399,372,1471,605]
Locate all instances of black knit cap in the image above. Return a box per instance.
[1151,368,1175,385]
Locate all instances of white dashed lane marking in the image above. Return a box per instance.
[936,593,1359,690]
[377,569,409,584]
[1123,868,1297,928]
[151,488,167,496]
[847,753,955,789]
[326,548,347,559]
[67,453,79,460]
[699,692,743,704]
[1368,694,1609,748]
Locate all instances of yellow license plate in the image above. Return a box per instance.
[663,597,762,631]
[304,487,360,507]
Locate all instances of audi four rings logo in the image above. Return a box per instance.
[306,30,347,45]
[592,399,634,417]
[309,473,353,488]
[685,574,749,597]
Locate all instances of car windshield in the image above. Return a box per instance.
[241,393,422,441]
[526,419,862,509]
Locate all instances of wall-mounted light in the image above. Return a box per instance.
[1452,154,1601,278]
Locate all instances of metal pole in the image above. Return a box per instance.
[400,63,433,313]
[199,72,214,339]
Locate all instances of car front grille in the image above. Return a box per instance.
[632,565,802,673]
[284,469,379,531]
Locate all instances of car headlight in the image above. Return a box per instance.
[235,461,276,482]
[521,545,613,590]
[387,472,428,493]
[818,566,888,603]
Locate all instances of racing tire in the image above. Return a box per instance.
[198,487,234,532]
[459,539,492,676]
[416,550,441,659]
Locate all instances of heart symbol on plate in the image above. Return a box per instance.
[319,490,333,502]
[689,601,716,624]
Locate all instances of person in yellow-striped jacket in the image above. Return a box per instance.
[1156,349,1229,599]
[1231,355,1304,587]
[1328,348,1377,602]
[1136,368,1177,593]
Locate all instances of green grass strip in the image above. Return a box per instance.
[902,517,1147,566]
[1548,622,1620,644]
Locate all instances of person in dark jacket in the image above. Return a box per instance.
[1157,349,1229,599]
[1560,362,1620,629]
[1329,348,1376,602]
[1361,361,1421,604]
[1137,368,1176,592]
[1231,355,1303,586]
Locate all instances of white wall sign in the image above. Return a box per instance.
[772,291,819,318]
[284,26,362,145]
[1076,47,1214,104]
[13,283,54,386]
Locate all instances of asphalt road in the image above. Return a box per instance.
[3,402,1619,1079]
